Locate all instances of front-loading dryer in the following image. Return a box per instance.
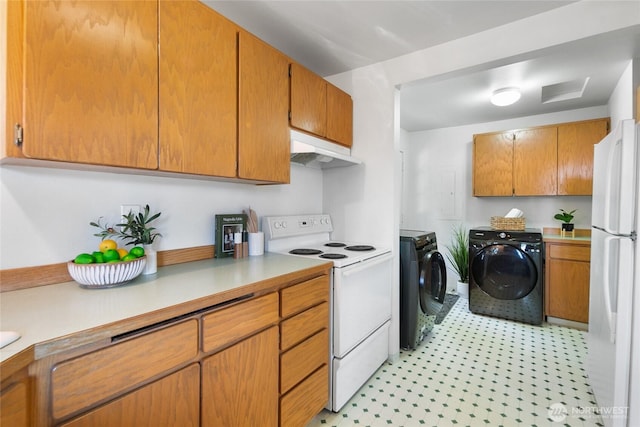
[399,230,447,349]
[469,227,543,325]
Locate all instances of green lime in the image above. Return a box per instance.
[107,259,120,263]
[92,251,105,263]
[103,249,120,262]
[74,253,95,264]
[121,254,137,261]
[129,246,145,258]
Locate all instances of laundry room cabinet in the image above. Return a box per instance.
[544,239,591,324]
[473,118,609,197]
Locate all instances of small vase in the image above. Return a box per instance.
[143,244,157,275]
[457,281,469,299]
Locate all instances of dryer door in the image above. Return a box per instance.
[471,244,537,300]
[419,250,447,315]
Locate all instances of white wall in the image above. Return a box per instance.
[400,106,608,290]
[0,164,322,269]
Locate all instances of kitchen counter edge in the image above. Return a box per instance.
[0,254,332,373]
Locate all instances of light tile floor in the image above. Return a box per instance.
[309,297,604,427]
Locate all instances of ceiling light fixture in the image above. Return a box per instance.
[491,87,521,106]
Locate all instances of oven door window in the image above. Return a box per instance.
[471,244,537,300]
[418,250,447,315]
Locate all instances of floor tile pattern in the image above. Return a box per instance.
[309,297,603,427]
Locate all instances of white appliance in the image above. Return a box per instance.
[587,119,639,427]
[263,214,392,412]
[290,129,362,169]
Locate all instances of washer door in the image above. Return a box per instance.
[419,250,447,315]
[471,244,537,300]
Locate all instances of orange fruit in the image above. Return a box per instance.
[103,248,120,262]
[117,248,128,258]
[99,239,117,253]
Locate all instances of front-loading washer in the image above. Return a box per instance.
[399,230,447,349]
[469,227,543,325]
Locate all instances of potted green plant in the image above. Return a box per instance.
[91,204,162,274]
[554,209,576,232]
[445,225,469,298]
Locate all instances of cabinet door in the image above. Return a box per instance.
[159,0,237,177]
[202,326,279,427]
[473,132,513,196]
[238,31,290,183]
[290,62,327,137]
[60,364,200,427]
[0,378,30,427]
[557,119,608,195]
[513,127,557,195]
[547,257,590,323]
[22,0,158,168]
[326,82,353,147]
[545,243,591,323]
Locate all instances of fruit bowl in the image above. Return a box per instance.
[67,256,147,289]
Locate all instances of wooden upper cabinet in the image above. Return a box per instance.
[290,62,353,148]
[473,118,608,197]
[238,31,290,183]
[290,63,327,137]
[473,132,513,196]
[513,127,557,196]
[326,82,353,147]
[159,0,238,177]
[557,118,609,195]
[21,0,158,168]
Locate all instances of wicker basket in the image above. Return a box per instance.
[490,216,526,230]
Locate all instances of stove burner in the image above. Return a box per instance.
[325,242,347,248]
[320,253,348,259]
[289,248,323,255]
[345,245,375,251]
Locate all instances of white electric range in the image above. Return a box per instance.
[263,214,392,412]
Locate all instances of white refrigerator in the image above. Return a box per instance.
[587,119,639,427]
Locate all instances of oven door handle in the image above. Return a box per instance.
[341,252,392,277]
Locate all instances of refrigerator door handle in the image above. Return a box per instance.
[602,139,621,235]
[602,234,617,344]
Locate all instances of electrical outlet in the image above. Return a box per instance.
[121,204,141,219]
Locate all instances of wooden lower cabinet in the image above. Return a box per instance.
[0,376,30,427]
[202,326,279,427]
[545,242,591,323]
[1,272,331,426]
[60,364,200,427]
[279,276,330,426]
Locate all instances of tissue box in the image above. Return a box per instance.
[490,216,526,230]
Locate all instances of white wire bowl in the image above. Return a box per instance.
[67,256,147,289]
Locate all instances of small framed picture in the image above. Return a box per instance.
[215,214,247,258]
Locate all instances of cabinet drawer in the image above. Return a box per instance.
[281,302,328,351]
[202,293,279,353]
[280,364,328,427]
[51,319,198,420]
[549,244,591,261]
[280,276,329,318]
[280,329,328,394]
[60,364,200,427]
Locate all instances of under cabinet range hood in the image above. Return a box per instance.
[290,129,362,169]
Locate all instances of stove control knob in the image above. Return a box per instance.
[273,221,281,229]
[281,221,287,229]
[499,232,507,239]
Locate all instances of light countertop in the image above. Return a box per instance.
[0,254,331,364]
